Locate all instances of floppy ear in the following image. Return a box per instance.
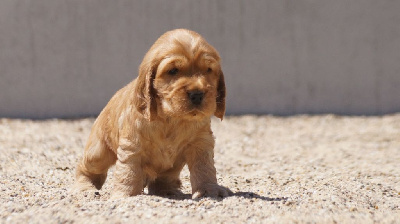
[214,71,226,120]
[133,61,158,121]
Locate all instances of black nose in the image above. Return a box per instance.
[188,91,204,105]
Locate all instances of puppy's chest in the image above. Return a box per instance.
[142,123,195,168]
[154,126,191,156]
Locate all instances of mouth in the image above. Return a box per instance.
[187,108,206,118]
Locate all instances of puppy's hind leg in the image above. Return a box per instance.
[75,137,117,191]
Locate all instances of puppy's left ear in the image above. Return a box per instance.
[134,61,158,121]
[214,71,226,120]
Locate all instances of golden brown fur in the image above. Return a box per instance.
[75,29,232,199]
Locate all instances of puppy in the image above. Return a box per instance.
[75,29,232,199]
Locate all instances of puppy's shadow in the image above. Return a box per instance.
[161,193,192,200]
[158,191,287,202]
[234,191,288,201]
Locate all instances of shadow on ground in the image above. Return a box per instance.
[155,191,288,202]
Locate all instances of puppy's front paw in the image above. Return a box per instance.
[110,190,141,200]
[192,184,233,199]
[110,187,143,200]
[72,179,98,193]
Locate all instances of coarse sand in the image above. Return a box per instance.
[1,115,399,223]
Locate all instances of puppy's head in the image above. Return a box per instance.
[134,29,226,121]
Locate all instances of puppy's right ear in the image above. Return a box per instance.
[214,70,226,120]
[134,61,158,121]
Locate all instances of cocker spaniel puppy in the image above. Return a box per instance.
[75,29,232,199]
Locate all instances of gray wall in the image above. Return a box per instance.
[1,0,400,118]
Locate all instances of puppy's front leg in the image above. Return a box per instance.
[112,141,143,199]
[185,137,233,199]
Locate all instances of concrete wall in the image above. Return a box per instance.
[1,0,400,118]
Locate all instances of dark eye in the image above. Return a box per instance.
[168,68,179,75]
[207,68,212,73]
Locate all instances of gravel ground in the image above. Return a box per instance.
[1,115,400,223]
